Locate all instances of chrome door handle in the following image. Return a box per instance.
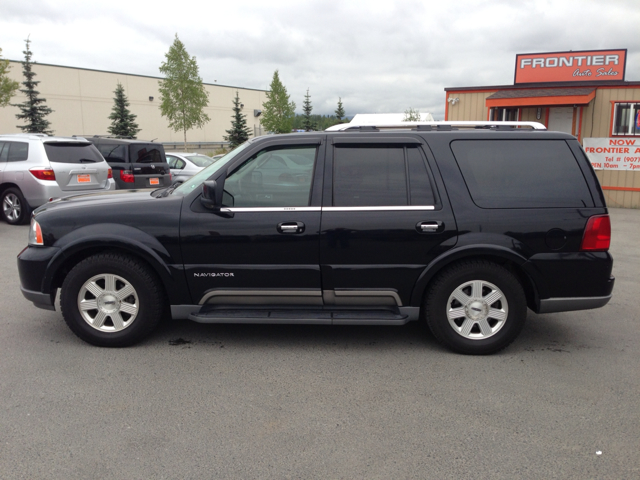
[277,222,305,234]
[417,221,443,233]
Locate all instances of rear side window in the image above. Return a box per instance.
[129,144,166,164]
[333,146,407,206]
[0,142,29,162]
[97,144,126,162]
[333,145,436,207]
[451,140,594,208]
[43,143,104,164]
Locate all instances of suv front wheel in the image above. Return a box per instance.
[60,253,164,347]
[425,260,527,355]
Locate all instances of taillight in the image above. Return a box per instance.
[108,168,113,179]
[29,168,56,181]
[581,215,611,251]
[119,169,134,183]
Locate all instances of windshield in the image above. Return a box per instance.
[172,142,253,195]
[186,155,214,168]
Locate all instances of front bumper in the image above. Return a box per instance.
[18,245,60,310]
[20,286,55,311]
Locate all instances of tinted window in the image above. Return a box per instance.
[333,146,407,206]
[43,142,103,164]
[407,147,436,205]
[3,142,29,162]
[223,146,317,207]
[451,140,594,208]
[129,144,166,164]
[97,144,126,162]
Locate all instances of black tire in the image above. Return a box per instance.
[1,187,31,225]
[425,260,527,355]
[60,253,164,347]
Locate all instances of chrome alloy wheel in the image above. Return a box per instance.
[3,193,22,222]
[77,273,139,332]
[446,280,508,340]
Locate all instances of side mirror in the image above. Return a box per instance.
[201,180,219,209]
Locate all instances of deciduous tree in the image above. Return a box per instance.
[108,82,140,138]
[403,107,421,122]
[0,47,19,108]
[224,91,251,149]
[260,70,296,134]
[158,34,210,149]
[13,38,53,134]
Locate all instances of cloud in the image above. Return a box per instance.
[1,0,639,119]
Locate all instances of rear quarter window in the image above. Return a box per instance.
[43,142,103,164]
[450,139,594,208]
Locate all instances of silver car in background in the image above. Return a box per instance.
[0,134,116,225]
[166,152,218,185]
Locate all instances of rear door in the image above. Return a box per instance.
[319,135,458,307]
[43,142,110,192]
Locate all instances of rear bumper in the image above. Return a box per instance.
[27,179,116,208]
[538,288,614,314]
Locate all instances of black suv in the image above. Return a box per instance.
[82,136,172,189]
[18,122,614,354]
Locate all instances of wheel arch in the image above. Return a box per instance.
[410,245,540,312]
[45,234,180,305]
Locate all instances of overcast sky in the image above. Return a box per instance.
[1,0,639,119]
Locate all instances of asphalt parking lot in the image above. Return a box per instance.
[0,208,638,479]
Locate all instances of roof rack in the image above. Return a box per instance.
[72,134,135,139]
[325,121,546,132]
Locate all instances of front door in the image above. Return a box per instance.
[319,137,458,308]
[180,141,325,307]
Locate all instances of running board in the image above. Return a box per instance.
[188,307,411,325]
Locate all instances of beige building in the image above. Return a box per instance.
[445,49,640,208]
[1,61,268,150]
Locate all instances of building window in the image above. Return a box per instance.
[612,102,640,136]
[489,108,519,121]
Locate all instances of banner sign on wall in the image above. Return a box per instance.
[515,49,627,84]
[583,137,640,170]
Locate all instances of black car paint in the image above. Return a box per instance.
[18,130,614,320]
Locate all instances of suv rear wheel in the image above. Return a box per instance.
[425,260,526,355]
[1,187,30,225]
[60,253,164,347]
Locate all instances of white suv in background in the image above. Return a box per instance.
[0,134,116,225]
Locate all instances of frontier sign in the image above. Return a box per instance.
[515,49,627,84]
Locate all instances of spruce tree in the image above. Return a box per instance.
[0,47,19,108]
[108,82,140,138]
[302,88,315,131]
[224,91,251,149]
[335,97,346,122]
[13,38,53,134]
[260,70,296,134]
[158,34,210,149]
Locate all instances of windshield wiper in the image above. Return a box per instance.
[79,158,98,163]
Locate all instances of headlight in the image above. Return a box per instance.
[29,218,44,246]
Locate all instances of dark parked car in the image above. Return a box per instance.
[19,121,614,354]
[82,136,171,189]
